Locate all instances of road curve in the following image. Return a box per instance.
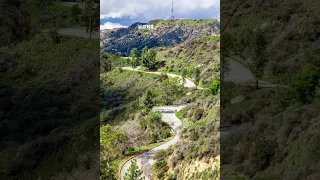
[119,59,279,179]
[225,59,279,88]
[120,105,186,180]
[121,66,207,89]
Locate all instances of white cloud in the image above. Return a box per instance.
[100,22,128,30]
[100,0,220,19]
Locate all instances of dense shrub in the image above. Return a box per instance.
[292,63,320,103]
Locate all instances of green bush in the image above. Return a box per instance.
[292,63,320,103]
[209,79,220,95]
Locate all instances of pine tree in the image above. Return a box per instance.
[124,159,145,180]
[100,159,116,180]
[71,4,81,24]
[141,46,148,61]
[194,67,200,89]
[249,28,267,89]
[220,55,230,82]
[141,47,158,70]
[182,69,187,85]
[130,48,139,68]
[140,89,154,110]
[81,0,98,40]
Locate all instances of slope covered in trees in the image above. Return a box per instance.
[0,0,100,179]
[220,0,320,179]
[151,91,220,180]
[156,36,220,87]
[100,19,220,56]
[0,34,99,180]
[100,36,221,179]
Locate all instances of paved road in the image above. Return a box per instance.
[119,58,279,179]
[122,66,207,89]
[120,105,186,180]
[224,58,279,88]
[123,58,279,89]
[58,28,100,39]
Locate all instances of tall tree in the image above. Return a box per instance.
[130,48,139,68]
[141,46,148,58]
[100,159,116,180]
[249,28,267,89]
[140,89,154,110]
[220,31,231,82]
[292,63,320,103]
[2,1,30,45]
[220,55,230,83]
[141,48,158,70]
[182,69,187,85]
[100,124,127,179]
[124,159,145,180]
[194,67,200,89]
[39,5,60,43]
[160,77,183,105]
[100,54,112,73]
[71,4,82,24]
[81,0,98,40]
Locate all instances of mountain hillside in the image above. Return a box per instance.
[220,0,320,179]
[100,19,220,56]
[157,36,220,86]
[221,0,320,84]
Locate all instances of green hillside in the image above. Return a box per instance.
[157,36,220,86]
[0,33,100,179]
[220,0,320,179]
[221,0,320,84]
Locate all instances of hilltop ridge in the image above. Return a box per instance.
[100,19,220,56]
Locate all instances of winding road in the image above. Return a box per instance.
[120,66,197,180]
[122,57,279,89]
[120,105,186,180]
[224,58,279,88]
[122,66,206,89]
[119,57,279,179]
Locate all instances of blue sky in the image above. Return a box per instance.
[100,0,220,30]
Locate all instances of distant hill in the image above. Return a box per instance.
[100,19,220,56]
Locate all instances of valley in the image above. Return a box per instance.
[100,19,221,180]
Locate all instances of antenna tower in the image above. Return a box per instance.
[169,0,175,20]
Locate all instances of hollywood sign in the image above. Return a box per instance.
[138,25,154,29]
